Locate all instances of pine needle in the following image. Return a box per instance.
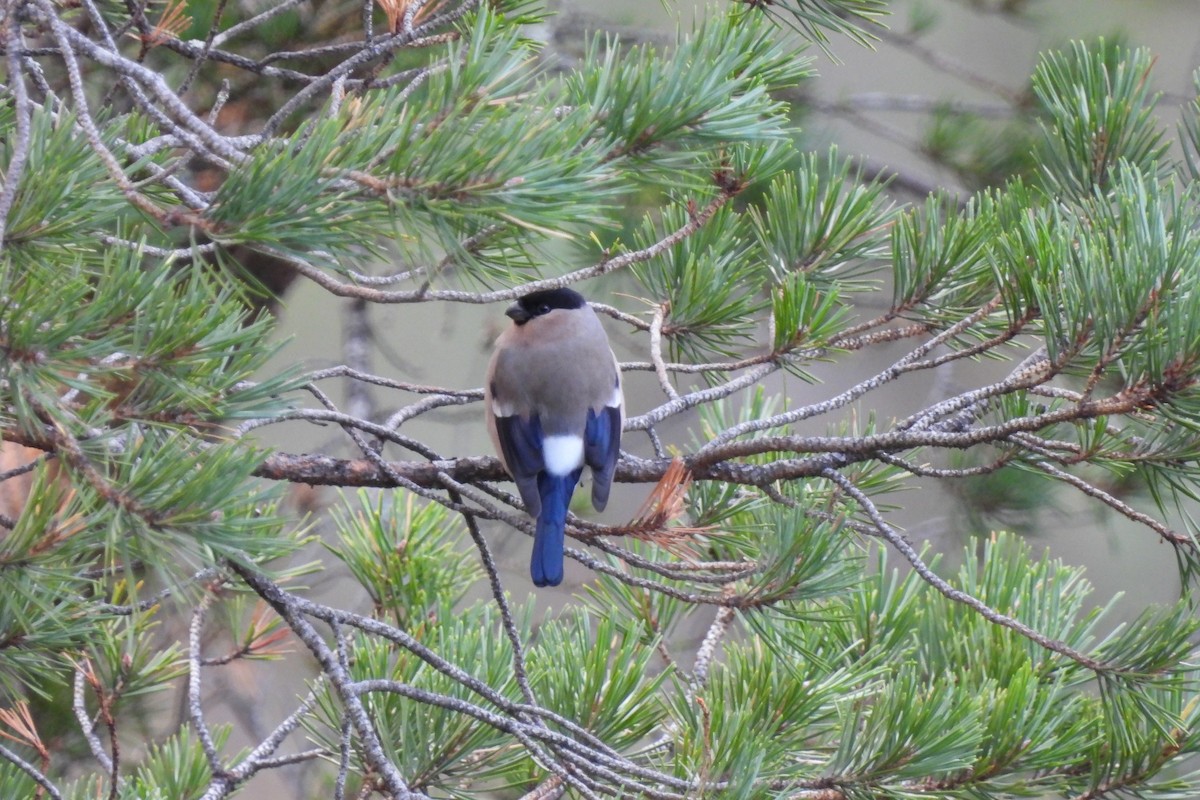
[622,457,713,557]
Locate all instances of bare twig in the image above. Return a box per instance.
[177,0,230,94]
[258,0,482,138]
[71,663,116,778]
[0,22,33,248]
[188,589,225,771]
[211,0,311,47]
[649,302,680,401]
[1022,455,1194,549]
[691,604,736,689]
[37,0,248,165]
[0,742,63,800]
[199,680,329,800]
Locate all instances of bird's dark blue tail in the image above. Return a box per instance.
[532,469,582,587]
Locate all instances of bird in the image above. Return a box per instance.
[484,287,624,587]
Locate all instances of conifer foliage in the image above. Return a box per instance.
[2,0,1200,797]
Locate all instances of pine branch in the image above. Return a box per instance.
[824,468,1111,672]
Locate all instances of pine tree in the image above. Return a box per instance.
[2,0,1200,797]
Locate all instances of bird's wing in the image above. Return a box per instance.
[491,408,545,517]
[584,372,623,512]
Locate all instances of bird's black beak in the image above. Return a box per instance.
[505,303,531,325]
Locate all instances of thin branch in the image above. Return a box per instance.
[436,473,538,705]
[34,0,165,219]
[896,345,1051,432]
[72,664,116,777]
[380,393,480,432]
[282,189,737,304]
[226,563,422,800]
[211,0,312,47]
[697,296,1004,454]
[177,0,230,94]
[649,302,680,401]
[199,680,329,799]
[0,452,49,484]
[236,563,669,798]
[40,3,249,165]
[1023,456,1195,549]
[235,406,439,459]
[875,449,1013,479]
[94,567,221,615]
[822,467,1111,673]
[811,92,1018,118]
[188,589,226,771]
[0,742,63,800]
[688,388,1153,476]
[627,363,780,431]
[873,26,1025,103]
[691,603,735,689]
[98,236,221,258]
[348,680,664,800]
[334,689,353,800]
[304,366,481,397]
[0,22,33,248]
[78,0,237,173]
[258,0,482,139]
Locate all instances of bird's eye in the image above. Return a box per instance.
[537,303,551,315]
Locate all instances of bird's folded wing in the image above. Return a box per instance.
[585,404,622,512]
[493,411,545,517]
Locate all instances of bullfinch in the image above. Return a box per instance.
[484,287,624,587]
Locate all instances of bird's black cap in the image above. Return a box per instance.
[506,288,587,324]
